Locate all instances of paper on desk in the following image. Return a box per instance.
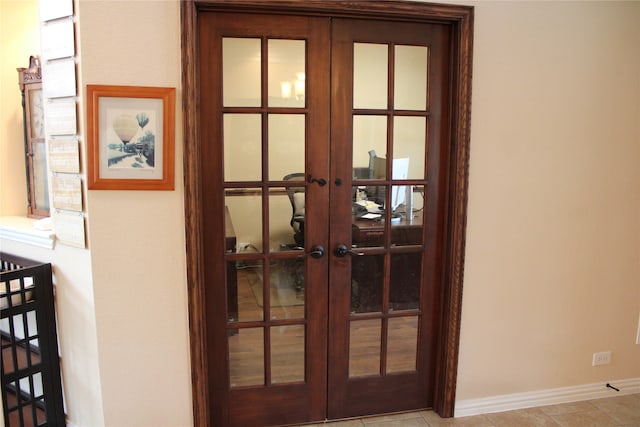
[361,213,382,220]
[356,200,382,212]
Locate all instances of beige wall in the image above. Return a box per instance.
[0,0,39,216]
[457,0,640,399]
[2,1,639,426]
[77,1,192,426]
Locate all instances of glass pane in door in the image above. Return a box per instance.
[269,187,303,252]
[268,39,306,108]
[268,114,305,181]
[393,116,425,180]
[223,38,261,107]
[269,259,305,320]
[231,260,264,323]
[349,319,381,377]
[390,185,424,245]
[389,252,421,311]
[386,316,418,373]
[225,190,263,252]
[353,115,387,179]
[394,45,428,111]
[272,176,306,251]
[351,254,383,313]
[229,327,264,387]
[224,114,262,181]
[353,43,388,109]
[271,325,305,383]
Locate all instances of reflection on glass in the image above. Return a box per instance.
[223,38,261,107]
[353,183,385,217]
[351,254,383,313]
[229,327,264,387]
[29,89,44,138]
[352,185,386,249]
[271,325,305,383]
[269,189,296,252]
[268,40,306,108]
[390,184,410,216]
[387,316,418,373]
[390,252,421,311]
[354,43,388,109]
[225,190,263,252]
[224,114,261,181]
[394,45,428,111]
[352,116,387,179]
[389,183,412,222]
[230,259,263,323]
[349,319,381,377]
[393,116,425,180]
[32,141,49,211]
[390,184,424,232]
[278,175,306,248]
[390,185,423,246]
[269,115,305,181]
[269,259,305,320]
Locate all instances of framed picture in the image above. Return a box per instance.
[86,84,175,190]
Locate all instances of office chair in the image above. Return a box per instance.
[283,172,306,247]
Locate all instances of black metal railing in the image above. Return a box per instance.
[1,252,65,426]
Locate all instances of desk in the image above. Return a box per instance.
[350,213,423,312]
[352,212,422,247]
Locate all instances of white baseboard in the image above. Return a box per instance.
[455,377,640,418]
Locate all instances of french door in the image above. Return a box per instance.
[197,9,456,427]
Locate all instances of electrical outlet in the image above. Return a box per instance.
[592,351,612,366]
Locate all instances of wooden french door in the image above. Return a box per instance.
[327,19,450,419]
[198,9,453,427]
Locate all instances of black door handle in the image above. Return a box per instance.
[308,245,325,259]
[307,175,327,187]
[334,244,364,257]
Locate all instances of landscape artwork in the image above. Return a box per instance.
[87,84,175,190]
[105,107,158,170]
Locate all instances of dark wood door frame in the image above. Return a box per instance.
[181,1,473,425]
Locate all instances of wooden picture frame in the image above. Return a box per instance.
[86,84,175,190]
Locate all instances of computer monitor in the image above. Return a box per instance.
[391,157,409,211]
[371,156,410,212]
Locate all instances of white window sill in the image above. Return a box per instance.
[0,216,55,249]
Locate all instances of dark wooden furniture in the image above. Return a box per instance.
[225,207,238,322]
[352,212,423,247]
[1,253,65,426]
[351,213,423,312]
[17,57,49,218]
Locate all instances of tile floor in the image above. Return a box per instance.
[301,393,640,427]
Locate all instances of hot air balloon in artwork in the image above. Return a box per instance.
[112,114,139,145]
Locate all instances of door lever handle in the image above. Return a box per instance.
[334,244,364,257]
[308,245,325,259]
[307,175,327,187]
